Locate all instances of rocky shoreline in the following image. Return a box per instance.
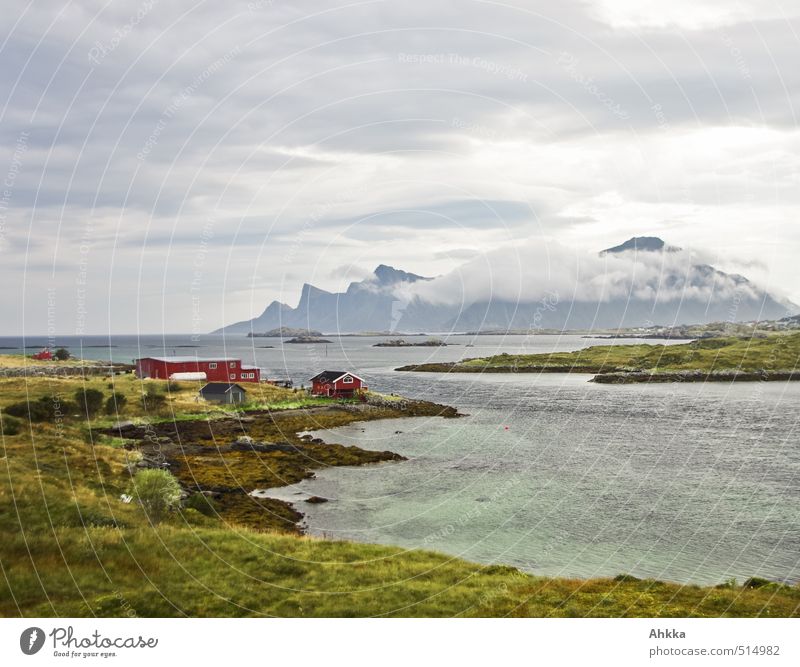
[395,363,800,384]
[592,370,800,383]
[397,362,800,383]
[99,399,460,532]
[396,362,602,373]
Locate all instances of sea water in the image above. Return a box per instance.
[287,372,800,586]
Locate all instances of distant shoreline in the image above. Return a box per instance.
[397,333,800,384]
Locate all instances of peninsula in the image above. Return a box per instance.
[396,333,800,383]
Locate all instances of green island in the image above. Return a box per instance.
[397,332,800,383]
[1,354,798,617]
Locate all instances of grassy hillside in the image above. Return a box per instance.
[398,332,800,377]
[1,360,798,617]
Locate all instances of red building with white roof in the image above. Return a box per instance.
[309,370,366,398]
[134,357,261,383]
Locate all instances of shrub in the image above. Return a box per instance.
[0,414,22,436]
[53,347,71,361]
[48,396,78,420]
[128,469,182,522]
[5,396,77,422]
[141,392,167,412]
[166,381,182,393]
[4,400,51,421]
[183,492,219,517]
[75,388,105,416]
[104,392,128,415]
[743,576,773,589]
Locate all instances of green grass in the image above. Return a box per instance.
[239,396,355,411]
[398,332,800,376]
[1,370,798,617]
[5,522,799,617]
[364,390,405,402]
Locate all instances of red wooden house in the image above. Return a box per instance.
[31,348,53,360]
[309,370,367,398]
[134,356,261,383]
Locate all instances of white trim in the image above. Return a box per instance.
[314,372,365,384]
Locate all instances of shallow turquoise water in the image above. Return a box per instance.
[270,374,800,586]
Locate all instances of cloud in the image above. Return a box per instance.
[398,239,760,307]
[586,0,800,30]
[1,0,799,333]
[434,247,481,261]
[324,198,538,231]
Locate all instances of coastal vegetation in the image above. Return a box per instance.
[1,353,798,617]
[397,333,800,382]
[128,469,183,522]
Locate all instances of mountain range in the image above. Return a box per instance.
[215,237,796,334]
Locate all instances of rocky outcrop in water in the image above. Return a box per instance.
[592,370,800,383]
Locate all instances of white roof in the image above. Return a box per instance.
[169,372,207,380]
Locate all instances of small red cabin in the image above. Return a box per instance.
[134,357,261,383]
[309,370,367,398]
[31,348,53,361]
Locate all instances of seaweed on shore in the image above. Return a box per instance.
[101,401,457,532]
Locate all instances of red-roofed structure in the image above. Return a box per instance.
[135,357,261,383]
[309,370,366,398]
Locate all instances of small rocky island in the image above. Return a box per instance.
[285,336,333,344]
[374,338,450,347]
[248,327,324,338]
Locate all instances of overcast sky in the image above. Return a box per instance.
[2,0,799,335]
